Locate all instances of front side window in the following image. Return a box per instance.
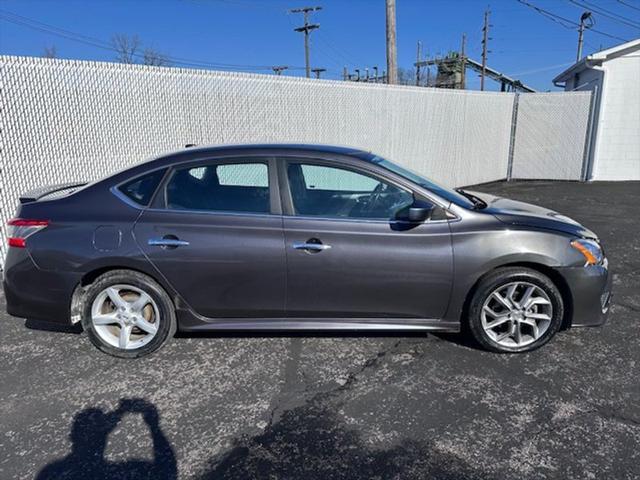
[166,162,270,213]
[287,163,413,220]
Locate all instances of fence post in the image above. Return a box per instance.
[506,92,520,181]
[580,85,598,182]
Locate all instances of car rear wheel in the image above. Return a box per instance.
[81,270,176,358]
[467,267,564,353]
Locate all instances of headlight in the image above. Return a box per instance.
[570,238,603,266]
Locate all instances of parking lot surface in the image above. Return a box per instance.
[1,181,639,479]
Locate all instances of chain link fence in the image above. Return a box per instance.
[0,56,594,264]
[509,91,593,180]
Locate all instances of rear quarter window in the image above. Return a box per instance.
[118,169,166,206]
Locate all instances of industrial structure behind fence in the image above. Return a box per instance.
[1,56,594,263]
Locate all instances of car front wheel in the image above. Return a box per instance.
[467,267,564,353]
[81,270,177,358]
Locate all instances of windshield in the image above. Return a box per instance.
[370,156,476,208]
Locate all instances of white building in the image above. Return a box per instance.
[553,39,640,181]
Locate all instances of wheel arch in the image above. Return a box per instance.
[460,261,574,331]
[69,264,179,325]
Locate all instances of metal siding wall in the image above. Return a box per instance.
[510,92,592,180]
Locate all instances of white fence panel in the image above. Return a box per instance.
[1,56,595,266]
[0,56,517,262]
[510,92,592,180]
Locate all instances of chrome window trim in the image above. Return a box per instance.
[110,165,170,209]
[109,197,453,225]
[282,213,453,225]
[145,206,279,219]
[276,155,460,222]
[110,186,145,210]
[108,151,460,223]
[162,158,275,215]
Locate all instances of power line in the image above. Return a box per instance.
[516,0,578,29]
[315,30,362,67]
[509,61,574,76]
[567,0,640,29]
[515,0,629,42]
[617,0,640,13]
[0,8,305,72]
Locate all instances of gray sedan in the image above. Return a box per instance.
[3,144,611,357]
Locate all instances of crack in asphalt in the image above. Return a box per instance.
[265,338,419,431]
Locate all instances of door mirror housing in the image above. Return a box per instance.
[408,206,433,223]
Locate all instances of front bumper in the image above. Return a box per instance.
[3,248,80,324]
[556,258,612,328]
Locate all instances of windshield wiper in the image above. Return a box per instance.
[455,188,488,209]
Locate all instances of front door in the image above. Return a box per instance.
[134,158,286,318]
[281,159,453,320]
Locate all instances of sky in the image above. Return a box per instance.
[0,0,638,91]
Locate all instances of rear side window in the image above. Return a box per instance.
[166,162,270,214]
[118,169,166,206]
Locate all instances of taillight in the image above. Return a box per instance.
[7,218,49,248]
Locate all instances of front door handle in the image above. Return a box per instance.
[148,237,190,248]
[293,240,331,253]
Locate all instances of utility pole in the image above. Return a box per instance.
[290,6,322,78]
[373,66,379,83]
[343,66,348,81]
[480,9,491,91]
[460,33,467,90]
[416,41,422,86]
[311,67,326,79]
[272,66,288,75]
[385,0,397,85]
[576,11,593,62]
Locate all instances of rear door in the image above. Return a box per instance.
[134,156,286,318]
[280,157,453,320]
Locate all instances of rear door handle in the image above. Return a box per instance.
[293,242,331,252]
[148,238,190,248]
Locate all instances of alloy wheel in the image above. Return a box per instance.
[480,281,553,348]
[91,284,160,350]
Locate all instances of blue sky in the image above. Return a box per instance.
[0,0,638,91]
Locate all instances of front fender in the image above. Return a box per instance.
[443,224,582,322]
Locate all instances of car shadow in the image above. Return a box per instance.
[22,316,486,351]
[35,398,177,480]
[174,329,486,351]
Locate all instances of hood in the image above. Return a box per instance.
[470,191,598,240]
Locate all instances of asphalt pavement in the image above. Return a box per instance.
[1,180,639,479]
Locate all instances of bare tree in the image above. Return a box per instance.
[143,47,171,67]
[397,67,430,87]
[111,33,141,64]
[111,34,171,67]
[43,45,57,59]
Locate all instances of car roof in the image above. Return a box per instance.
[169,143,374,159]
[100,143,379,187]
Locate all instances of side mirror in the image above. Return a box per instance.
[408,206,432,223]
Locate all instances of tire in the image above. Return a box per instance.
[81,269,177,358]
[467,267,564,353]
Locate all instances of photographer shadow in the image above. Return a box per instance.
[37,398,177,480]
